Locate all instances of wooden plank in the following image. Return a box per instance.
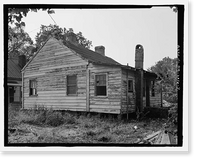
[90,105,120,109]
[90,108,120,114]
[39,62,87,71]
[160,132,171,144]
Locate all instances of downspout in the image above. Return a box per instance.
[22,71,24,109]
[126,66,129,120]
[140,69,144,112]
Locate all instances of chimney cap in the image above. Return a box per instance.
[135,44,144,69]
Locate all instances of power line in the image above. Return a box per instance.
[48,13,57,25]
[28,27,40,33]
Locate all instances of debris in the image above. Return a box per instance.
[135,129,174,145]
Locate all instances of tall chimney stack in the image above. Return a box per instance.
[135,44,144,69]
[95,46,105,56]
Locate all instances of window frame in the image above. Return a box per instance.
[29,79,37,96]
[95,73,108,97]
[128,79,133,93]
[66,74,77,96]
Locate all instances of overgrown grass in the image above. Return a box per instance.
[8,107,77,128]
[8,106,167,144]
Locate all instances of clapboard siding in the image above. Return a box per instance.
[150,93,161,107]
[121,69,136,114]
[23,38,88,111]
[88,64,121,114]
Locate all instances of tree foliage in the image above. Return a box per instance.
[8,25,34,58]
[148,57,178,103]
[8,8,92,60]
[8,8,55,27]
[34,24,92,51]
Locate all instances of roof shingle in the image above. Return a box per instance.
[65,41,121,66]
[7,59,21,79]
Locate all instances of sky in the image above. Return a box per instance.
[22,7,177,70]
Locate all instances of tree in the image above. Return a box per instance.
[8,8,55,27]
[34,24,92,51]
[8,25,34,58]
[147,57,178,103]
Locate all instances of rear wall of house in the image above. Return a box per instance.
[23,38,88,111]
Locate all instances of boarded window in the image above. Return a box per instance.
[95,74,107,96]
[128,80,133,92]
[151,81,155,97]
[66,75,77,95]
[29,79,37,96]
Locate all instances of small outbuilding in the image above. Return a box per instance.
[21,33,161,115]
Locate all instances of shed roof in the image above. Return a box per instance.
[7,58,21,80]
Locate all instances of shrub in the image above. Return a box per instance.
[8,106,80,127]
[168,103,178,125]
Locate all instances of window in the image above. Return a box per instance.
[128,80,133,92]
[29,79,37,96]
[95,74,107,96]
[66,75,77,95]
[151,81,155,97]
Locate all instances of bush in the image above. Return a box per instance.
[168,104,178,124]
[8,107,78,127]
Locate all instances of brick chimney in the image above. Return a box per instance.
[95,46,105,56]
[135,44,144,69]
[18,55,26,68]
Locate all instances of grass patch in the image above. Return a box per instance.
[8,106,169,144]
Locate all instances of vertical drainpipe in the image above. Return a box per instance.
[126,65,129,120]
[22,71,24,109]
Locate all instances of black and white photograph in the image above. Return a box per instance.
[2,1,188,152]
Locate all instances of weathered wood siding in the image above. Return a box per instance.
[150,93,161,107]
[88,64,122,114]
[143,90,161,107]
[121,69,136,114]
[23,38,88,111]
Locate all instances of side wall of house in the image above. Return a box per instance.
[23,38,88,111]
[143,80,162,108]
[121,69,136,114]
[88,64,122,114]
[149,92,162,107]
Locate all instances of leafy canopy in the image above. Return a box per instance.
[35,24,92,51]
[8,25,34,58]
[148,57,178,103]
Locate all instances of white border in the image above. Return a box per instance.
[1,0,188,152]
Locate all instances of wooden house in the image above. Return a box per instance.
[7,54,26,106]
[22,33,161,115]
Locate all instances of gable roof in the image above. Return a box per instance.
[21,36,157,80]
[65,41,120,66]
[7,58,22,80]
